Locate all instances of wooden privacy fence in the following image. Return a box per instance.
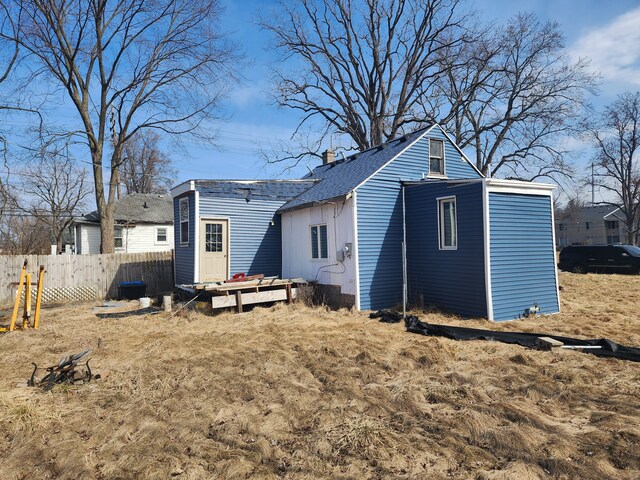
[0,252,173,305]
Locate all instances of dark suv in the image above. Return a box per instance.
[558,245,640,274]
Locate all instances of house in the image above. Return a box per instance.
[555,205,626,247]
[170,180,316,284]
[172,124,560,321]
[74,193,174,254]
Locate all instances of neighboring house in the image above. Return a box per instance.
[172,124,560,321]
[555,205,626,247]
[74,193,174,254]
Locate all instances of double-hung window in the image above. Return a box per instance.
[114,226,124,249]
[438,197,457,250]
[156,227,168,244]
[429,139,445,175]
[179,197,189,245]
[310,224,328,259]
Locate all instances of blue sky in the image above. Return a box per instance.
[5,0,640,193]
[183,0,640,183]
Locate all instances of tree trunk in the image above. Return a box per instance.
[91,147,116,254]
[99,205,115,254]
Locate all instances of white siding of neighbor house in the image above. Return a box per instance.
[77,223,174,254]
[281,197,357,295]
[78,224,102,254]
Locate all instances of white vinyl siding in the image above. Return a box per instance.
[76,223,174,254]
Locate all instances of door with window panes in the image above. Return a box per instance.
[199,219,229,282]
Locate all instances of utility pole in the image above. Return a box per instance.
[591,162,595,206]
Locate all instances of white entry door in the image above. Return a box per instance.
[199,219,229,282]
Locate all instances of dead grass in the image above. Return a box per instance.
[0,272,638,479]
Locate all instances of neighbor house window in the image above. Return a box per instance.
[310,224,328,259]
[438,197,457,249]
[607,234,620,244]
[429,139,445,175]
[558,223,565,231]
[179,197,189,245]
[114,226,123,249]
[156,227,168,244]
[585,221,590,230]
[605,220,619,230]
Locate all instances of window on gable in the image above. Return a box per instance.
[114,226,124,249]
[429,139,445,175]
[585,221,590,230]
[438,197,457,249]
[156,227,168,244]
[310,224,328,259]
[179,197,189,245]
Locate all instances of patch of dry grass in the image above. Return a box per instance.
[0,272,638,479]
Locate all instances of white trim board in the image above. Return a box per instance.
[549,191,561,315]
[482,180,494,321]
[171,180,195,198]
[194,190,200,283]
[352,191,361,310]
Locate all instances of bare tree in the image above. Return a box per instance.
[261,0,472,159]
[121,130,176,194]
[5,0,235,252]
[263,4,596,180]
[435,13,598,179]
[0,212,51,254]
[590,92,640,245]
[15,144,92,253]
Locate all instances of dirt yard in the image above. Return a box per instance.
[0,273,638,479]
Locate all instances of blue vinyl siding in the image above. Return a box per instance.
[406,182,486,317]
[356,128,481,310]
[174,192,196,285]
[489,192,559,321]
[199,195,283,277]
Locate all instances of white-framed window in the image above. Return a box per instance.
[310,224,328,259]
[429,138,445,176]
[179,197,189,245]
[438,197,457,250]
[156,227,168,244]
[114,226,124,249]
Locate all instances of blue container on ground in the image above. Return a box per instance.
[119,281,147,300]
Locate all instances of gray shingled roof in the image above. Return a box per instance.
[557,205,622,223]
[279,125,432,212]
[81,193,173,224]
[194,179,316,201]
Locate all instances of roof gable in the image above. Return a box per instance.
[280,124,481,212]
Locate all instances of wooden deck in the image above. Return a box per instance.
[190,277,305,312]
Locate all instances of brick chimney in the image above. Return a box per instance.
[322,149,335,165]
